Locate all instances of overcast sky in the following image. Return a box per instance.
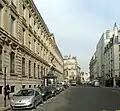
[34,0,120,72]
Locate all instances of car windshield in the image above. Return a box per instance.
[14,89,34,96]
[39,87,48,92]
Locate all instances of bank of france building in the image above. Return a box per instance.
[0,0,63,94]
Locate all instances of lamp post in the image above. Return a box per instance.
[4,67,7,107]
[3,38,8,107]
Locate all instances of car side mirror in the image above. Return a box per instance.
[13,94,15,96]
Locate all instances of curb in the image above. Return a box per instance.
[112,88,120,91]
[0,105,11,111]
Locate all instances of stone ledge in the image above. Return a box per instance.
[0,105,11,111]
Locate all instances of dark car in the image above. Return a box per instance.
[49,85,58,96]
[55,84,64,93]
[38,86,52,101]
[71,81,77,86]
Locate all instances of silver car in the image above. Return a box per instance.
[10,88,43,110]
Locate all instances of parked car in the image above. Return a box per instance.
[71,81,77,86]
[87,81,92,85]
[10,88,43,110]
[58,84,64,92]
[38,86,52,101]
[49,85,57,96]
[55,84,64,93]
[93,80,100,87]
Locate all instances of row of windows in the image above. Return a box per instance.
[23,4,43,36]
[0,5,48,59]
[0,6,16,36]
[0,47,48,78]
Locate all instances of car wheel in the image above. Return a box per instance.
[45,96,48,101]
[33,101,37,109]
[41,97,44,103]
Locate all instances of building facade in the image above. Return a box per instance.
[89,27,114,83]
[89,23,120,85]
[0,0,63,94]
[63,55,80,80]
[80,72,90,84]
[104,24,120,86]
[89,52,97,79]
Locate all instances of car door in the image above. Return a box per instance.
[35,91,41,105]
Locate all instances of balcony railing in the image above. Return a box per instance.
[11,1,16,9]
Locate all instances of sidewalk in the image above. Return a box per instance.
[100,85,120,91]
[0,95,12,111]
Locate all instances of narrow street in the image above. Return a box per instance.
[10,86,120,111]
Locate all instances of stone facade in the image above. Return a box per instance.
[63,55,80,80]
[0,0,63,94]
[89,52,97,79]
[104,24,120,79]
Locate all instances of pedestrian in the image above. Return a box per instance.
[5,85,10,100]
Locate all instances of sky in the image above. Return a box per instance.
[34,0,120,72]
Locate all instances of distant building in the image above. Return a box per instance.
[63,55,80,80]
[89,52,97,79]
[81,72,90,83]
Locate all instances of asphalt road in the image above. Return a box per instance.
[11,86,120,111]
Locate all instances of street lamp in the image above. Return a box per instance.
[3,39,8,107]
[4,67,7,107]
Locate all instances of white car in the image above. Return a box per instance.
[10,88,43,110]
[94,80,100,87]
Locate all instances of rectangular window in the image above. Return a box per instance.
[0,86,3,94]
[29,34,31,49]
[119,54,120,61]
[10,52,15,73]
[29,61,31,77]
[34,39,36,52]
[34,63,36,78]
[29,85,31,88]
[119,45,120,52]
[22,28,25,45]
[0,7,2,27]
[0,47,2,71]
[10,16,15,35]
[41,66,43,78]
[22,85,25,89]
[44,68,45,76]
[38,65,39,78]
[29,14,31,26]
[23,5,26,19]
[11,86,15,93]
[22,58,25,75]
[38,43,39,54]
[46,69,48,75]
